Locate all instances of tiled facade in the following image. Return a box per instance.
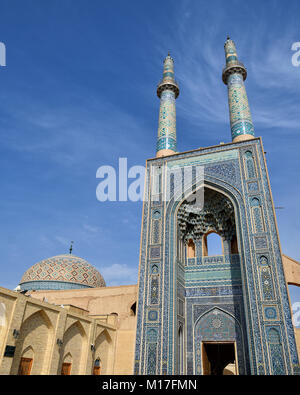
[156,54,179,156]
[1,40,300,376]
[223,38,255,142]
[134,138,300,375]
[0,287,116,375]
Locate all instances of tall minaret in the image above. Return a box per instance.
[156,54,180,157]
[222,37,255,143]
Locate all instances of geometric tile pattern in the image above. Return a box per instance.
[156,90,177,152]
[19,254,106,290]
[223,39,255,141]
[227,73,255,141]
[134,138,300,375]
[156,55,178,153]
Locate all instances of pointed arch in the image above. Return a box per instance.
[187,239,195,258]
[21,345,34,359]
[130,302,137,316]
[58,320,87,375]
[11,309,54,375]
[166,180,247,373]
[193,307,246,375]
[94,329,112,375]
[63,352,73,363]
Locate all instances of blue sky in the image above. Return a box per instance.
[0,0,299,317]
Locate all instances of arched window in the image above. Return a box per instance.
[130,302,136,316]
[93,358,101,375]
[203,232,223,256]
[244,151,256,179]
[187,239,195,258]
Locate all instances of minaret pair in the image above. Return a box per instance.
[155,39,255,158]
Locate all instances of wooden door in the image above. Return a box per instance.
[93,366,101,375]
[18,357,33,375]
[61,362,72,375]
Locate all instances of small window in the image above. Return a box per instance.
[130,302,136,316]
[203,232,223,256]
[187,239,195,258]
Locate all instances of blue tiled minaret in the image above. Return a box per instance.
[222,37,255,142]
[156,54,179,157]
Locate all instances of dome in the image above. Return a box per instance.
[19,254,106,291]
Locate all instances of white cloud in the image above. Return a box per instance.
[99,263,138,287]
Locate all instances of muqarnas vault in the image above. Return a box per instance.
[134,38,300,375]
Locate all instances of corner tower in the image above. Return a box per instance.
[156,54,179,158]
[222,37,255,142]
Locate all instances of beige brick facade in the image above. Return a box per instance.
[0,286,134,375]
[1,259,299,375]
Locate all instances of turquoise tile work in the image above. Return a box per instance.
[156,54,179,154]
[19,254,105,290]
[134,42,299,376]
[222,38,255,141]
[134,139,299,375]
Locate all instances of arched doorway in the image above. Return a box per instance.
[94,329,112,375]
[194,308,244,375]
[58,321,87,375]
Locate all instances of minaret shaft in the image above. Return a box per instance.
[156,89,177,156]
[222,38,255,142]
[156,54,179,158]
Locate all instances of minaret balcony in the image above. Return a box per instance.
[222,61,247,84]
[157,79,180,98]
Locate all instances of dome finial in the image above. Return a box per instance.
[69,241,74,254]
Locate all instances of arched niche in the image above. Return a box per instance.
[12,309,53,375]
[130,302,137,316]
[187,239,196,258]
[94,329,112,375]
[58,321,87,375]
[194,307,245,375]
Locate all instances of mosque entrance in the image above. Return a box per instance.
[202,342,237,375]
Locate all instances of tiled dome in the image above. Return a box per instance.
[19,254,106,291]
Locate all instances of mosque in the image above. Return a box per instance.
[0,38,300,375]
